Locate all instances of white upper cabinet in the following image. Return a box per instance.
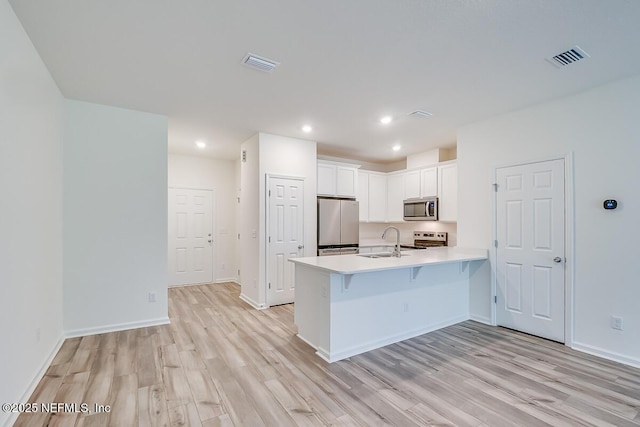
[420,167,438,198]
[404,167,437,199]
[368,172,387,222]
[317,160,359,198]
[358,170,387,222]
[438,162,457,222]
[317,162,336,196]
[404,170,421,200]
[336,166,357,197]
[356,171,369,221]
[335,159,457,223]
[386,172,405,222]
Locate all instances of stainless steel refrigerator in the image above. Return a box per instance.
[317,198,359,256]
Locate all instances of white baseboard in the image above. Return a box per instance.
[296,334,318,350]
[214,277,238,284]
[239,293,266,310]
[64,317,170,338]
[169,282,199,288]
[3,335,65,427]
[571,341,640,369]
[321,315,468,363]
[169,279,240,288]
[469,314,492,325]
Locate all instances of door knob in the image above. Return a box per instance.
[298,245,304,250]
[553,257,562,263]
[208,240,212,243]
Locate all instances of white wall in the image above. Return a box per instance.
[239,134,261,306]
[63,100,169,335]
[0,2,64,426]
[239,133,317,308]
[458,75,640,366]
[168,154,238,282]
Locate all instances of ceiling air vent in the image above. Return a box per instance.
[547,45,590,68]
[408,110,433,118]
[242,53,279,72]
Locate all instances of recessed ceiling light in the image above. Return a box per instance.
[302,125,312,133]
[380,116,393,125]
[392,144,401,152]
[195,140,206,149]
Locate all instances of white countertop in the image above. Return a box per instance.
[290,247,488,274]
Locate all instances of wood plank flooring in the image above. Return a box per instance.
[16,282,640,426]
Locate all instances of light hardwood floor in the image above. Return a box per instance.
[16,282,640,426]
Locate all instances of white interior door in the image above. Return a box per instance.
[168,188,214,286]
[267,177,304,306]
[496,159,565,342]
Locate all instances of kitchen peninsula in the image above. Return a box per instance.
[289,247,488,362]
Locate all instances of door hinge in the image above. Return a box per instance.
[237,233,240,240]
[494,295,497,304]
[494,240,498,248]
[268,236,271,243]
[493,183,498,192]
[268,189,271,197]
[268,282,271,289]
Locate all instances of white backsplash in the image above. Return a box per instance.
[360,221,457,247]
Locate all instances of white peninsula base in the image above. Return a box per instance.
[291,248,487,363]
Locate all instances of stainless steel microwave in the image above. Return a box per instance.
[403,197,438,221]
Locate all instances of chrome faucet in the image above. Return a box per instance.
[382,226,401,257]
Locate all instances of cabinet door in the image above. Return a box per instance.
[438,163,457,222]
[386,173,404,222]
[317,163,336,196]
[420,167,438,198]
[336,166,357,197]
[368,173,387,222]
[357,171,369,221]
[404,170,421,199]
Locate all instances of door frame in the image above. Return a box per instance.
[490,153,575,346]
[167,186,216,287]
[264,174,306,307]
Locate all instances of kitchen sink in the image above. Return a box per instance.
[358,252,410,259]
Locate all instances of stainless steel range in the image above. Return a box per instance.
[413,231,448,248]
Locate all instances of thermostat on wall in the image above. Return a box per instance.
[603,199,618,210]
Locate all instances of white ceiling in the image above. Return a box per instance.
[9,0,640,163]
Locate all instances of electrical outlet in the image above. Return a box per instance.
[148,292,156,303]
[611,316,623,331]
